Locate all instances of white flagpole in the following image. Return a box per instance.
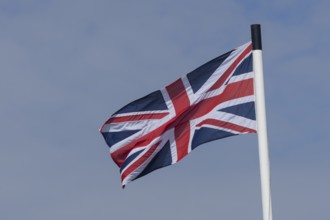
[251,24,273,220]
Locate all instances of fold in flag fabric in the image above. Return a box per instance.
[100,42,256,187]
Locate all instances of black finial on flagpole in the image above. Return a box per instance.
[251,24,262,50]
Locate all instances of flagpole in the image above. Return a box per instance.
[251,24,273,220]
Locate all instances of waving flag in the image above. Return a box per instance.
[100,42,256,187]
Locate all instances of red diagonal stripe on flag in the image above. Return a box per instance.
[106,112,169,123]
[208,43,252,92]
[121,141,160,182]
[197,119,256,133]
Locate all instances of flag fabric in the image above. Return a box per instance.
[100,42,256,187]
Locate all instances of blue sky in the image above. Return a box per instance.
[1,1,329,219]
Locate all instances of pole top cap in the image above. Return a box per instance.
[250,24,262,50]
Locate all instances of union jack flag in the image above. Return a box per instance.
[100,42,256,187]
